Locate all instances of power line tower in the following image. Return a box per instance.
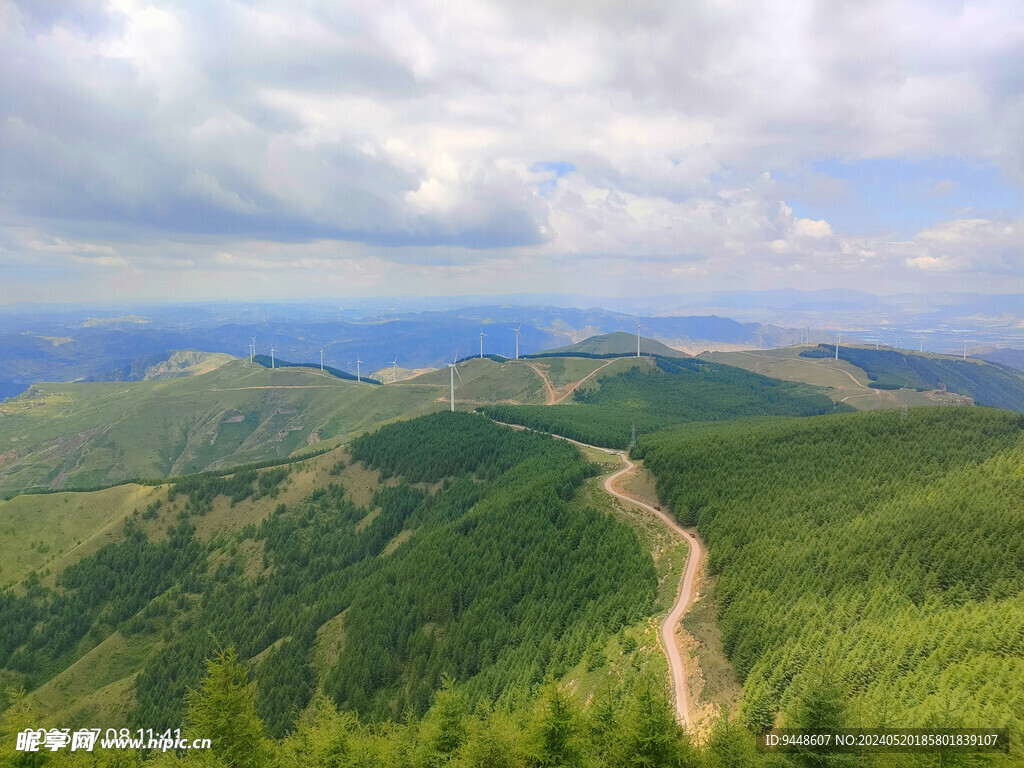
[629,423,637,450]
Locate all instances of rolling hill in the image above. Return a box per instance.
[800,344,1024,411]
[537,331,690,358]
[0,356,562,497]
[252,354,381,384]
[0,416,666,741]
[481,355,847,448]
[977,347,1024,373]
[704,346,982,411]
[5,329,1024,765]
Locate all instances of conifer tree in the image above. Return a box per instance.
[525,682,582,768]
[613,673,695,768]
[184,647,269,768]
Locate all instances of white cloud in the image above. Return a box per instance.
[1,0,1023,299]
[905,255,958,271]
[794,218,833,239]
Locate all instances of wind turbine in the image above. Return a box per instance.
[448,353,463,412]
[835,331,842,360]
[479,328,487,359]
[392,357,398,384]
[270,346,276,369]
[513,326,521,360]
[803,324,814,345]
[356,356,362,383]
[250,337,256,363]
[635,320,645,358]
[320,349,324,371]
[755,331,764,350]
[919,333,926,353]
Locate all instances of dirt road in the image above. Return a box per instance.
[521,361,558,404]
[604,453,704,727]
[551,358,620,404]
[492,421,704,728]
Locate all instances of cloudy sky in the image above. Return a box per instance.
[2,0,1023,304]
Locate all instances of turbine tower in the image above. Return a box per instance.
[919,333,925,353]
[250,336,256,363]
[270,346,276,369]
[755,331,764,350]
[479,328,487,359]
[835,331,842,360]
[356,356,362,383]
[392,357,398,384]
[803,324,813,345]
[635,320,645,358]
[514,326,521,360]
[448,354,463,412]
[320,349,324,371]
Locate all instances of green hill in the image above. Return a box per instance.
[140,350,235,380]
[801,344,1024,411]
[538,331,690,358]
[0,415,660,739]
[481,355,847,448]
[635,407,1024,747]
[0,357,556,497]
[253,354,382,384]
[703,346,981,411]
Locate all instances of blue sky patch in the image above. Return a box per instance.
[787,157,1022,237]
[532,161,577,198]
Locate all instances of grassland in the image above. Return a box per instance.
[141,350,235,379]
[0,484,162,589]
[0,356,552,497]
[702,346,973,411]
[817,344,1024,410]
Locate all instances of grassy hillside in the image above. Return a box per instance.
[636,407,1024,752]
[0,414,659,742]
[253,354,381,384]
[801,344,1024,411]
[481,356,847,448]
[978,347,1024,373]
[538,331,690,358]
[702,346,974,411]
[0,357,552,497]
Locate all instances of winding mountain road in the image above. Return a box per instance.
[492,420,705,728]
[603,453,704,727]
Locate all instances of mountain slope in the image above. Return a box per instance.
[702,346,974,411]
[802,344,1024,410]
[1,415,658,740]
[481,356,847,448]
[0,356,559,496]
[977,347,1024,374]
[538,331,690,358]
[636,407,1024,745]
